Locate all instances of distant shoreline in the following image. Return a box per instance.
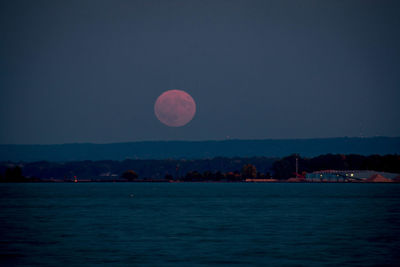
[1,136,399,161]
[2,180,398,184]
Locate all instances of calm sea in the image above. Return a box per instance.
[1,183,399,266]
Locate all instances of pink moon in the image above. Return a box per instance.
[154,89,196,127]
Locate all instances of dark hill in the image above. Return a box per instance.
[0,137,399,162]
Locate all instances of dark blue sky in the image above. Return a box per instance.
[1,0,399,144]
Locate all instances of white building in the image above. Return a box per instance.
[306,170,398,182]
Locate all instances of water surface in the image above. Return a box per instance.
[1,183,399,266]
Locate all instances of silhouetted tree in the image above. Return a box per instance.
[225,171,235,181]
[214,171,225,181]
[242,164,257,179]
[225,171,242,181]
[184,171,203,181]
[272,155,297,179]
[6,166,22,178]
[2,166,25,182]
[164,174,173,180]
[121,170,138,181]
[203,171,213,180]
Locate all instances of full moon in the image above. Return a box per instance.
[154,89,196,127]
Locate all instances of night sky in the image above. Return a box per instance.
[1,0,399,144]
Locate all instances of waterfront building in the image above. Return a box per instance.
[306,170,398,182]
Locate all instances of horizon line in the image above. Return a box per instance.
[1,135,398,146]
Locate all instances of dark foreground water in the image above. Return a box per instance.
[1,183,400,266]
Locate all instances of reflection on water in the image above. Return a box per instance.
[1,183,400,266]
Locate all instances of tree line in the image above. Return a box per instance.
[0,157,276,181]
[1,154,399,182]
